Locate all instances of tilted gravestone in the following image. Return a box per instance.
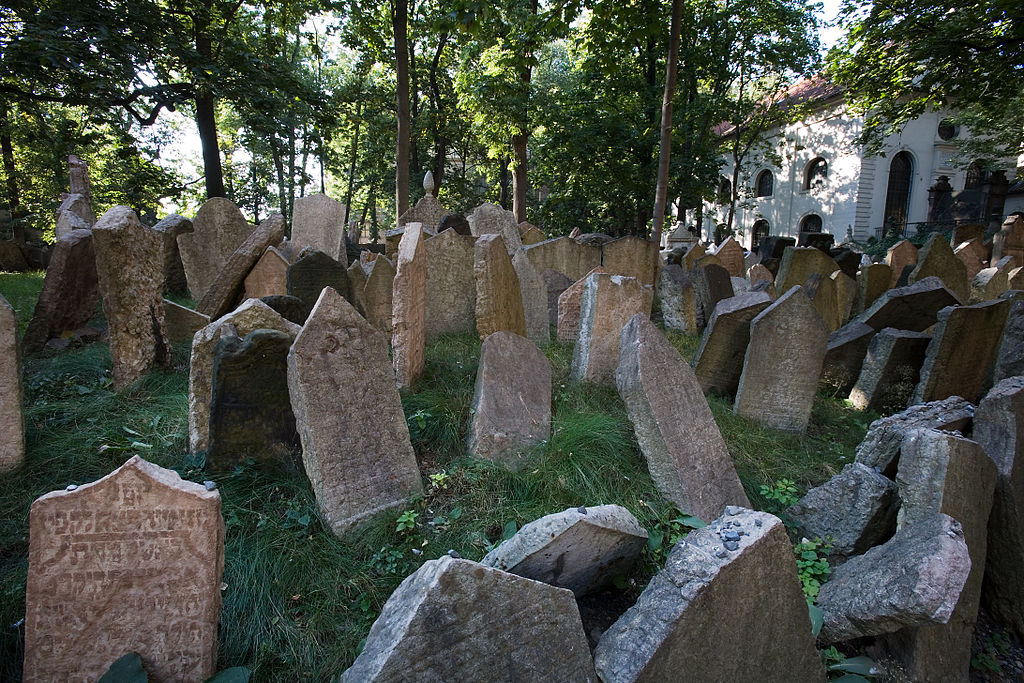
[804,272,842,331]
[392,224,427,389]
[23,229,99,352]
[208,329,298,470]
[177,197,253,300]
[955,240,985,285]
[0,294,23,473]
[467,202,522,255]
[423,228,476,341]
[734,286,828,433]
[92,206,170,389]
[347,260,368,315]
[849,328,931,414]
[541,269,573,327]
[774,246,839,295]
[571,273,649,385]
[522,236,602,282]
[820,321,876,396]
[287,288,423,535]
[341,556,597,682]
[259,294,307,326]
[691,262,734,331]
[617,315,749,520]
[474,233,526,339]
[853,276,959,332]
[363,256,396,334]
[970,255,1017,303]
[885,239,919,289]
[994,215,1024,265]
[468,331,551,469]
[656,264,697,333]
[197,213,287,320]
[593,508,824,683]
[290,193,348,264]
[832,269,857,325]
[603,235,660,286]
[188,298,301,455]
[912,299,1010,405]
[287,249,351,322]
[23,456,224,683]
[992,299,1024,383]
[163,300,210,345]
[747,263,774,288]
[909,232,969,303]
[856,262,891,314]
[481,504,647,596]
[692,292,773,395]
[244,246,289,299]
[512,247,551,344]
[151,213,192,295]
[557,266,606,342]
[519,221,546,245]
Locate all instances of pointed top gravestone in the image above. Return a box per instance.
[177,197,253,300]
[775,246,840,295]
[287,249,350,322]
[291,193,348,265]
[197,213,287,320]
[994,215,1024,265]
[910,232,969,303]
[519,221,546,245]
[886,240,919,289]
[955,241,985,285]
[467,203,522,254]
[713,236,746,278]
[397,193,447,234]
[244,246,289,299]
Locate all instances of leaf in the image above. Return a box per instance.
[647,528,664,552]
[501,520,517,540]
[677,515,706,529]
[808,603,823,637]
[448,507,462,520]
[130,441,152,449]
[98,652,148,683]
[829,656,877,675]
[204,668,250,683]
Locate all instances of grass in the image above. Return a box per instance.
[0,271,870,681]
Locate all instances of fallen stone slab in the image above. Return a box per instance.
[853,276,959,332]
[23,229,99,352]
[692,292,773,395]
[197,213,286,320]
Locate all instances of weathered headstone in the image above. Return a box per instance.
[291,193,348,264]
[288,288,422,534]
[519,221,546,245]
[992,299,1024,383]
[712,236,746,278]
[23,456,224,683]
[341,556,597,682]
[511,247,551,344]
[692,292,773,395]
[188,298,300,455]
[474,233,526,339]
[886,239,919,289]
[955,240,985,285]
[747,263,774,288]
[244,246,289,299]
[522,236,602,282]
[438,212,471,236]
[681,242,707,270]
[656,264,697,333]
[467,331,551,469]
[603,235,659,286]
[856,262,891,314]
[1009,266,1024,290]
[952,223,985,247]
[259,294,307,326]
[424,229,476,340]
[820,321,876,395]
[397,194,447,234]
[197,213,287,320]
[208,329,298,470]
[392,224,427,389]
[151,213,192,295]
[542,269,574,327]
[177,197,253,300]
[692,262,734,330]
[163,300,210,345]
[804,272,842,331]
[23,229,99,352]
[832,269,857,324]
[617,315,749,519]
[993,215,1024,265]
[467,202,522,254]
[481,504,647,596]
[909,232,969,303]
[558,266,607,341]
[775,246,840,295]
[593,508,823,683]
[347,261,368,316]
[734,287,828,432]
[286,249,350,321]
[571,274,648,385]
[92,206,170,389]
[0,294,23,473]
[849,328,931,414]
[912,299,1010,405]
[363,255,396,334]
[853,276,959,332]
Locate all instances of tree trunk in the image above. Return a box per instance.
[511,133,529,222]
[653,0,683,246]
[498,157,511,210]
[195,91,226,199]
[409,38,420,186]
[270,134,287,217]
[0,101,23,243]
[429,33,449,194]
[394,0,411,221]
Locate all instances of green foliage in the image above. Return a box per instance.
[821,647,878,681]
[794,538,832,603]
[759,478,800,510]
[972,630,1012,675]
[98,653,148,683]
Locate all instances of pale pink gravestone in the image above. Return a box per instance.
[288,288,423,535]
[392,223,427,388]
[570,273,650,385]
[91,206,170,389]
[423,229,476,341]
[291,193,349,265]
[0,294,24,472]
[244,246,290,299]
[23,456,224,683]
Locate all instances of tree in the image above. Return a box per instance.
[652,0,684,244]
[827,0,1024,161]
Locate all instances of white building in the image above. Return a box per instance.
[700,77,1018,251]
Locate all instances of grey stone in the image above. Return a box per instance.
[177,197,253,300]
[23,229,99,352]
[692,292,773,395]
[853,276,959,332]
[0,294,23,473]
[197,213,287,320]
[849,328,932,414]
[259,295,307,326]
[474,233,526,339]
[291,193,348,264]
[541,269,573,327]
[657,263,697,333]
[163,300,210,345]
[397,193,447,234]
[571,274,649,385]
[522,236,603,282]
[692,263,734,331]
[363,256,396,335]
[617,315,749,521]
[342,556,597,683]
[481,504,647,596]
[391,224,427,389]
[820,321,876,395]
[992,299,1024,383]
[557,266,606,342]
[467,203,522,255]
[910,232,969,303]
[816,513,971,643]
[593,508,823,683]
[151,213,193,295]
[423,229,476,341]
[287,250,351,322]
[512,247,551,344]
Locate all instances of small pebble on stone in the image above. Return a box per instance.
[577,506,587,515]
[65,484,77,491]
[447,549,461,559]
[754,519,762,527]
[724,540,739,551]
[203,481,217,491]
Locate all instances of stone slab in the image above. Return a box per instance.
[853,276,959,332]
[392,224,427,388]
[151,213,192,295]
[656,264,697,333]
[424,229,476,341]
[849,328,931,414]
[886,240,919,289]
[244,246,289,299]
[474,234,526,339]
[523,236,603,282]
[0,294,23,472]
[23,229,99,352]
[603,236,659,286]
[558,266,606,342]
[287,249,350,322]
[775,246,839,295]
[177,197,253,300]
[513,247,551,344]
[163,300,210,345]
[571,274,649,385]
[363,256,396,335]
[910,232,969,303]
[291,193,348,264]
[197,213,287,320]
[692,292,773,395]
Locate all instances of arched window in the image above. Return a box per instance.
[799,214,823,233]
[717,177,732,203]
[804,158,828,190]
[965,161,987,190]
[883,151,914,231]
[752,219,770,251]
[755,170,774,197]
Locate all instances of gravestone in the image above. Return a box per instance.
[188,299,300,455]
[656,264,697,333]
[952,223,985,247]
[259,294,307,326]
[512,248,551,344]
[519,221,546,245]
[1010,266,1024,290]
[341,556,596,682]
[713,236,746,278]
[363,256,396,334]
[593,508,823,683]
[542,269,573,327]
[775,246,839,295]
[692,262,734,330]
[392,224,427,389]
[849,328,931,414]
[481,504,647,596]
[23,456,223,683]
[886,240,919,289]
[197,213,287,320]
[853,276,959,332]
[151,213,192,295]
[856,262,891,313]
[291,193,348,264]
[993,215,1024,265]
[91,206,170,389]
[244,246,289,299]
[287,250,350,321]
[798,231,834,252]
[618,315,749,519]
[603,235,660,286]
[438,213,471,236]
[54,194,93,240]
[523,236,602,282]
[832,269,857,324]
[397,193,447,233]
[467,203,522,254]
[346,261,367,314]
[424,229,476,340]
[23,229,99,352]
[879,429,997,681]
[558,266,607,341]
[468,331,551,469]
[757,235,795,264]
[804,272,841,331]
[288,288,422,535]
[955,241,985,284]
[832,248,862,280]
[992,299,1024,382]
[474,234,526,339]
[747,263,774,288]
[163,300,210,345]
[734,287,828,433]
[692,292,773,395]
[912,299,1010,405]
[208,329,297,470]
[971,254,1017,303]
[0,295,23,473]
[974,377,1024,640]
[571,274,649,385]
[909,232,969,303]
[177,197,253,300]
[820,321,876,395]
[682,242,707,270]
